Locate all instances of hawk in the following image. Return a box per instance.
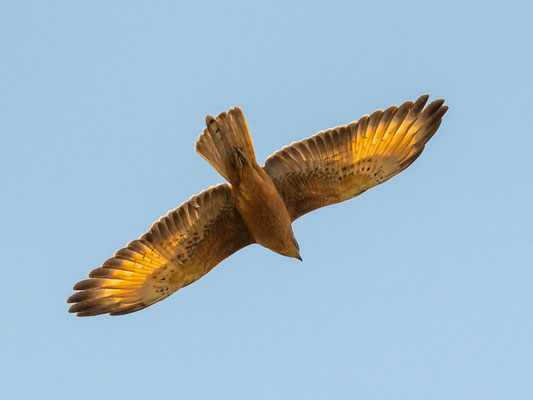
[68,95,448,316]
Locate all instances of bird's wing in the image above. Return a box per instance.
[67,183,253,316]
[263,95,448,221]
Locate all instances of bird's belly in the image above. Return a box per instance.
[231,173,293,253]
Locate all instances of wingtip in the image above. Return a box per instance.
[416,94,447,109]
[67,303,82,313]
[416,94,430,107]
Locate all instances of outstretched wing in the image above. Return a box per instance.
[263,95,448,221]
[67,184,253,316]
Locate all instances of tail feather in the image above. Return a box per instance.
[195,106,256,184]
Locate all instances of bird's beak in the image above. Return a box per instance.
[291,237,302,261]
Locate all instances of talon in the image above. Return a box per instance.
[233,146,247,163]
[233,146,245,158]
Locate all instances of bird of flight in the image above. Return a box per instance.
[68,95,448,316]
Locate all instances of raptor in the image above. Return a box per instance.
[68,95,448,316]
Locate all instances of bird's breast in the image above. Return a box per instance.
[230,165,293,252]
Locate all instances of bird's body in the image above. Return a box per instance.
[198,108,300,259]
[230,165,300,259]
[68,95,448,316]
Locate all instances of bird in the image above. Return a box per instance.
[67,94,448,316]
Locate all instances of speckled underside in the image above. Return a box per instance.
[67,184,253,316]
[263,95,448,220]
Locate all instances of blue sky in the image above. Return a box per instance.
[2,0,532,398]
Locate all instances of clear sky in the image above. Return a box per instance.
[2,1,532,399]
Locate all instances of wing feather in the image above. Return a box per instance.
[67,184,253,316]
[263,95,448,220]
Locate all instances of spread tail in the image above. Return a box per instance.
[195,106,256,185]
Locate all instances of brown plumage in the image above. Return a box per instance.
[68,94,448,316]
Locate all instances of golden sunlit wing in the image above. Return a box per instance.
[263,95,448,220]
[67,184,253,316]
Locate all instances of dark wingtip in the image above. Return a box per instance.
[68,303,81,313]
[67,291,90,304]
